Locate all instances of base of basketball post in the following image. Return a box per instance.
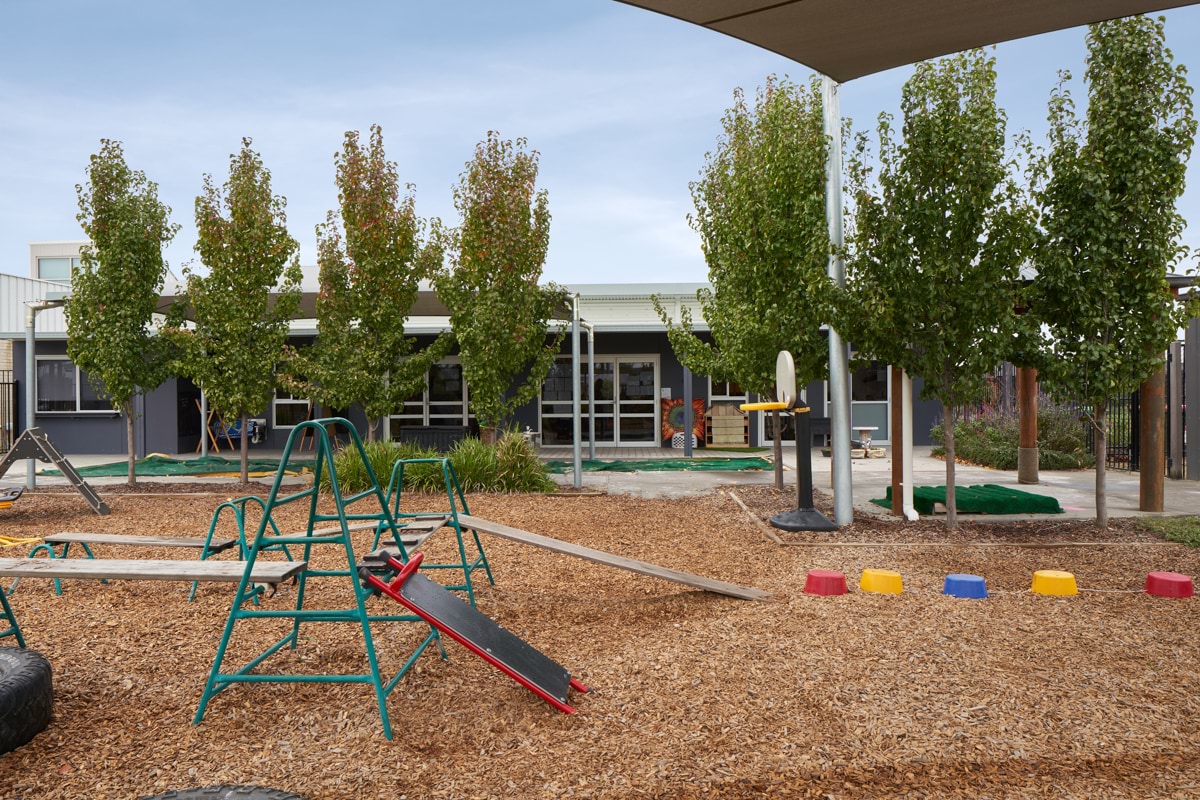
[769,508,838,532]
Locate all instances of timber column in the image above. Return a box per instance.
[1139,365,1166,511]
[1017,367,1039,484]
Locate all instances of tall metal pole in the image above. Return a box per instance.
[822,75,853,526]
[571,295,582,488]
[23,307,37,490]
[683,364,694,457]
[587,324,596,461]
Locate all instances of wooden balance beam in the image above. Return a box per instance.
[0,558,305,584]
[455,514,771,602]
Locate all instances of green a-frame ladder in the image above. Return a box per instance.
[194,418,491,739]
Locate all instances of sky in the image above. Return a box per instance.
[3,1,1200,285]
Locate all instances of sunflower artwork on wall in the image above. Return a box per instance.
[661,398,706,445]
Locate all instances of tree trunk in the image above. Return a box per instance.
[1094,402,1108,529]
[240,412,249,484]
[942,399,957,530]
[772,409,783,491]
[126,402,137,487]
[367,418,377,443]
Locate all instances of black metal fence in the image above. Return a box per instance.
[0,371,14,454]
[949,345,1187,476]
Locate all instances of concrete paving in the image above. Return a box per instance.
[549,446,1200,521]
[4,446,1198,521]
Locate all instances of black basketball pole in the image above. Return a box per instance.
[769,406,837,532]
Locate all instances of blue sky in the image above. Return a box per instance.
[3,1,1200,284]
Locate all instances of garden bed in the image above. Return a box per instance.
[1,487,1199,799]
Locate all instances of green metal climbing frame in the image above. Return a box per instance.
[193,418,448,740]
[0,588,25,646]
[188,495,293,602]
[371,458,493,606]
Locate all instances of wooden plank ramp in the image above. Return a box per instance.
[0,558,305,583]
[44,532,239,552]
[456,514,771,602]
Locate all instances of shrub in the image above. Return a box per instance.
[320,430,555,494]
[930,404,1094,470]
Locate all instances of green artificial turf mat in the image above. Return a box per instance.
[44,454,316,478]
[871,484,1064,515]
[543,457,769,474]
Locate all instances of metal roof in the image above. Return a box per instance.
[616,0,1199,82]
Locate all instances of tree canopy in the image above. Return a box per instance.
[284,125,450,439]
[653,75,835,486]
[846,50,1033,527]
[435,132,566,431]
[655,75,834,399]
[176,138,302,481]
[69,139,179,484]
[1028,15,1197,527]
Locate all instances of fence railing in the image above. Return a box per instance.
[0,370,14,454]
[948,345,1186,477]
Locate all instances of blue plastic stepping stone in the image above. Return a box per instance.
[943,573,988,599]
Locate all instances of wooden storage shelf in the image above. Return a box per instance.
[706,405,749,447]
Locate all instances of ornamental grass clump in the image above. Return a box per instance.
[322,431,554,494]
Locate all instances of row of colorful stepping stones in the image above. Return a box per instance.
[804,569,1195,599]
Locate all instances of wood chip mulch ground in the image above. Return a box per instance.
[2,482,1200,799]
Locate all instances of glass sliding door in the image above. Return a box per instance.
[616,359,657,443]
[539,356,657,446]
[540,358,615,446]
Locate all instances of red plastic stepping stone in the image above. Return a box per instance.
[804,569,848,596]
[1145,572,1194,598]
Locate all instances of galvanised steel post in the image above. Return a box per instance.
[822,75,853,526]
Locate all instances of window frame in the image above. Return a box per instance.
[34,356,115,415]
[272,387,311,429]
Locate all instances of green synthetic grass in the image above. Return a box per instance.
[543,457,770,474]
[1138,516,1200,547]
[45,454,315,477]
[871,484,1064,515]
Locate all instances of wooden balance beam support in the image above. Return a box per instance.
[455,514,772,602]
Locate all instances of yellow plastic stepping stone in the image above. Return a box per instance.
[859,568,903,595]
[1031,570,1078,596]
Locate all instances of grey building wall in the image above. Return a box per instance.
[13,340,180,456]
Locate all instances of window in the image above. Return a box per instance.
[387,360,473,438]
[37,257,80,282]
[273,388,311,428]
[36,358,109,413]
[709,378,748,410]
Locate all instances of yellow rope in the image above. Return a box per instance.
[0,536,41,548]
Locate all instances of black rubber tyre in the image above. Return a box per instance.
[0,647,53,755]
[139,787,310,800]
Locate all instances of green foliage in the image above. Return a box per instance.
[847,50,1032,407]
[1027,16,1196,526]
[930,405,1094,471]
[173,138,302,482]
[284,126,451,437]
[323,430,555,494]
[1138,516,1200,547]
[435,132,567,428]
[69,139,180,484]
[846,50,1033,526]
[653,75,834,399]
